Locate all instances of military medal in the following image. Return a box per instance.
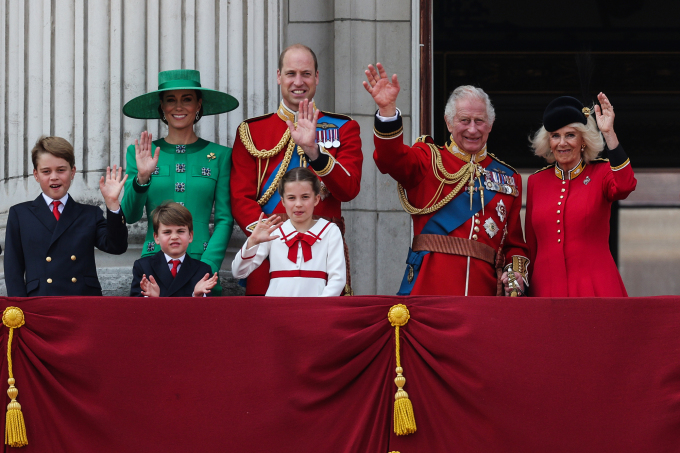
[584,176,591,185]
[324,131,333,149]
[484,217,499,238]
[496,199,507,222]
[332,129,340,148]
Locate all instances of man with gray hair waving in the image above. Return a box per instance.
[364,63,528,297]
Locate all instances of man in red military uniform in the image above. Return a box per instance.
[231,44,363,295]
[363,63,528,296]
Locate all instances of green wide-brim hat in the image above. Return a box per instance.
[123,69,239,119]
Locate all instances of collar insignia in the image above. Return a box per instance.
[555,159,586,180]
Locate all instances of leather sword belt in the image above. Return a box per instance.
[412,234,497,266]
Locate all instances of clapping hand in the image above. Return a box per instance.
[363,63,400,117]
[99,164,128,211]
[193,272,219,297]
[594,92,619,149]
[135,131,160,185]
[286,99,320,159]
[246,213,283,249]
[140,274,160,297]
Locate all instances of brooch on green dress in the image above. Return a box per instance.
[207,152,216,160]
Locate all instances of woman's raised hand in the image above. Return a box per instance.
[594,92,619,149]
[363,63,400,117]
[134,131,160,184]
[246,213,283,248]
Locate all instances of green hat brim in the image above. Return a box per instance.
[123,86,239,119]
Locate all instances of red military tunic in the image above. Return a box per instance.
[373,113,528,296]
[525,145,636,297]
[231,101,363,295]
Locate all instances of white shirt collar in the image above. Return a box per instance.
[163,253,186,263]
[42,192,69,207]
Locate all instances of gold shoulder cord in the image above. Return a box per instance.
[397,143,483,215]
[238,122,306,206]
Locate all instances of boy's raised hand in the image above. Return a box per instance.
[246,213,283,248]
[99,164,129,211]
[193,272,219,297]
[140,274,160,297]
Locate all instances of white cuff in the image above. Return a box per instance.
[376,108,401,122]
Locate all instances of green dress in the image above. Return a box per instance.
[122,138,233,295]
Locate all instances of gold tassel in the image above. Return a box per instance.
[388,304,417,436]
[3,307,28,448]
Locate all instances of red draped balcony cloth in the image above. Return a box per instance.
[1,296,680,453]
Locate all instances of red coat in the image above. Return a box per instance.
[373,116,528,296]
[231,107,363,295]
[525,150,636,297]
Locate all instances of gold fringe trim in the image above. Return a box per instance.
[388,305,417,436]
[3,307,28,448]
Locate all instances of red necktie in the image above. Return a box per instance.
[170,259,181,278]
[52,200,61,221]
[284,233,317,263]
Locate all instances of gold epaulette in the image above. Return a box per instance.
[414,135,435,144]
[321,110,353,122]
[242,112,276,123]
[533,164,555,175]
[488,153,519,174]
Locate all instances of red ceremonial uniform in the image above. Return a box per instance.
[231,102,363,295]
[525,145,636,297]
[373,113,528,296]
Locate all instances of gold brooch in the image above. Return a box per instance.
[207,152,216,160]
[582,107,591,118]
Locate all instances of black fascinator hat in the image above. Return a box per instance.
[542,96,590,133]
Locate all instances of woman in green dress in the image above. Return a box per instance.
[122,69,239,295]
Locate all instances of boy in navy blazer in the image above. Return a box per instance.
[4,136,128,296]
[130,202,218,297]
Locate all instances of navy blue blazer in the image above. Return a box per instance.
[130,251,213,297]
[3,195,128,297]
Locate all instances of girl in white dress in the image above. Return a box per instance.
[231,167,347,297]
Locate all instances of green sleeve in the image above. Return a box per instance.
[200,145,234,273]
[121,143,149,224]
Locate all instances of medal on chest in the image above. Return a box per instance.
[316,122,340,149]
[483,169,519,197]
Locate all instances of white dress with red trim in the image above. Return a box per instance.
[231,218,347,297]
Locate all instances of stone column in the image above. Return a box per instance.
[0,0,282,295]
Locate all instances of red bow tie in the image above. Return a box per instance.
[284,232,318,263]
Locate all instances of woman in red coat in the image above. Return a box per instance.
[525,93,636,297]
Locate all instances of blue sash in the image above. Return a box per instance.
[260,149,302,215]
[397,158,513,295]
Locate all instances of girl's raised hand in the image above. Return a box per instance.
[246,213,283,248]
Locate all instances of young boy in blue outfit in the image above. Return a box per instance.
[129,202,218,297]
[3,136,129,296]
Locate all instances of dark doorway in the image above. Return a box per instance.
[432,0,680,169]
